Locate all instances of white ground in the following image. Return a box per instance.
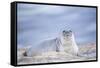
[17,43,96,65]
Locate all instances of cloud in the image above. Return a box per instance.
[17,3,96,46]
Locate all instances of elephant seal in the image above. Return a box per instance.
[25,30,79,57]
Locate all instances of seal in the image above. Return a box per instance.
[25,30,79,56]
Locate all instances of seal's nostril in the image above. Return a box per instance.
[67,35,69,36]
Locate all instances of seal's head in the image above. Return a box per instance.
[62,30,73,40]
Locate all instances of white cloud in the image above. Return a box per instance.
[17,3,96,46]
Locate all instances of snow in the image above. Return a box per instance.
[17,42,96,65]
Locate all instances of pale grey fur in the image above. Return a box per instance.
[26,30,79,57]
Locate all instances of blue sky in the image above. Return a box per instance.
[17,3,96,47]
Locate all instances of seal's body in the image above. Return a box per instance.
[26,30,79,56]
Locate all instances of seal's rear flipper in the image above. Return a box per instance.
[23,51,27,56]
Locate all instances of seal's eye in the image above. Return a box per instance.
[63,30,66,33]
[69,30,72,32]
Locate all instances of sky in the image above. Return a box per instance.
[17,3,96,47]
